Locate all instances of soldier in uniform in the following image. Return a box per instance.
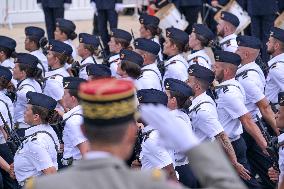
[43,40,71,110]
[187,24,215,70]
[13,53,42,137]
[217,11,240,53]
[137,89,177,182]
[37,0,72,40]
[11,92,59,187]
[116,49,143,83]
[164,78,199,187]
[213,50,267,189]
[25,77,247,189]
[90,0,123,55]
[24,26,48,75]
[265,27,284,111]
[77,33,100,80]
[0,66,18,189]
[139,14,163,61]
[54,18,77,60]
[162,28,188,88]
[186,64,251,181]
[134,38,163,91]
[86,64,111,80]
[60,77,89,167]
[0,36,16,74]
[235,35,278,189]
[108,29,132,77]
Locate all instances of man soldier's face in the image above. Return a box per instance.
[213,62,225,83]
[216,20,225,37]
[266,36,276,55]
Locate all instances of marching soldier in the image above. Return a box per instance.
[139,14,163,61]
[12,92,60,187]
[134,38,163,91]
[108,29,132,77]
[24,26,48,74]
[213,50,267,189]
[43,40,71,110]
[217,11,240,53]
[0,66,18,189]
[162,28,188,88]
[0,36,16,75]
[54,18,77,59]
[60,77,89,167]
[164,78,199,187]
[235,35,278,189]
[25,78,246,189]
[265,27,284,111]
[137,89,177,181]
[77,33,99,79]
[186,64,250,181]
[187,24,214,70]
[13,53,42,137]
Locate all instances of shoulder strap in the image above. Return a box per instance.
[235,69,259,79]
[188,56,209,64]
[188,101,212,114]
[63,113,83,124]
[269,61,284,70]
[141,69,162,87]
[0,99,13,128]
[142,129,155,142]
[219,38,234,46]
[17,84,36,92]
[25,130,59,152]
[215,84,241,94]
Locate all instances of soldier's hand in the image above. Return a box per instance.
[268,167,279,182]
[9,163,16,180]
[131,159,141,169]
[234,163,251,180]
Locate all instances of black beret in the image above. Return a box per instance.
[164,78,194,97]
[270,27,284,43]
[25,26,45,41]
[279,92,284,106]
[79,33,99,48]
[166,27,189,45]
[86,64,111,77]
[214,50,241,66]
[0,65,12,81]
[48,40,73,57]
[0,36,16,51]
[26,91,57,111]
[192,24,215,41]
[56,18,76,33]
[134,38,160,55]
[139,13,160,27]
[137,89,168,106]
[63,77,86,90]
[110,29,132,43]
[220,11,240,27]
[237,35,262,49]
[188,64,215,84]
[120,49,144,67]
[14,53,39,68]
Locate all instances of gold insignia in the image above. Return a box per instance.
[192,27,195,33]
[221,13,224,18]
[64,82,70,89]
[110,31,114,37]
[165,83,170,89]
[27,98,31,103]
[215,55,220,61]
[188,68,194,74]
[270,31,274,36]
[280,97,284,104]
[138,96,142,101]
[120,53,125,60]
[14,58,18,63]
[49,44,53,50]
[140,18,144,24]
[79,37,83,43]
[81,98,136,120]
[151,169,162,181]
[166,30,171,38]
[135,41,139,46]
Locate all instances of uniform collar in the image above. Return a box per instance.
[81,56,95,65]
[220,33,237,44]
[236,61,257,74]
[142,61,157,69]
[187,49,207,59]
[267,53,284,67]
[108,54,120,63]
[191,92,208,107]
[165,54,186,66]
[63,105,82,119]
[16,78,32,89]
[217,78,236,86]
[84,151,112,160]
[1,58,14,67]
[143,124,155,132]
[25,124,50,136]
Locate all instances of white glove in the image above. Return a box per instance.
[91,2,97,14]
[37,3,42,9]
[64,3,71,10]
[115,3,124,12]
[140,104,200,152]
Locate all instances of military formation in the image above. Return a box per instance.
[0,0,284,189]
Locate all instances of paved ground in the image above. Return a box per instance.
[0,15,141,53]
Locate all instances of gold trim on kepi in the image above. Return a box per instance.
[78,78,137,124]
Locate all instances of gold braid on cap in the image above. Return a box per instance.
[81,97,136,120]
